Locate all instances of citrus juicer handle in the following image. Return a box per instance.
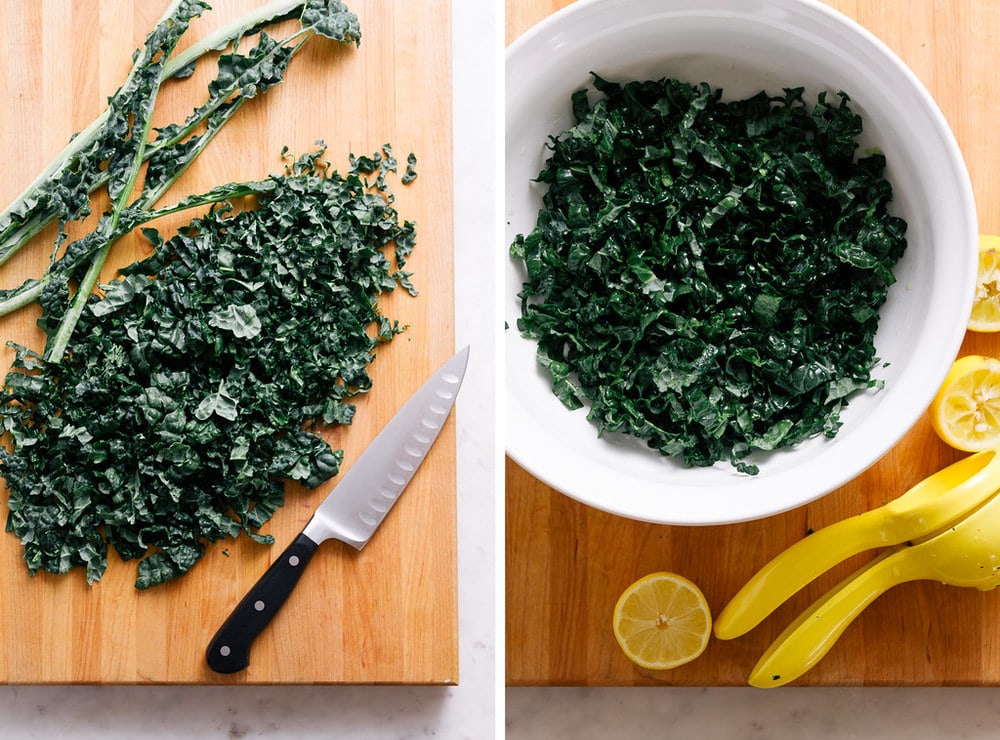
[714,450,1000,640]
[746,546,928,688]
[714,508,894,640]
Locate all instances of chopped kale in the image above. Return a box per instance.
[511,75,907,474]
[1,147,416,588]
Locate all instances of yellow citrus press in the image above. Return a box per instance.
[715,449,1000,686]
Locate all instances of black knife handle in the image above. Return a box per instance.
[206,533,319,674]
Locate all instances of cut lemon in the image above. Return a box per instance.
[930,354,1000,451]
[969,234,1000,332]
[612,571,711,670]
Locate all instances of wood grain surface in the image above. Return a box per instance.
[0,0,455,684]
[506,0,1000,686]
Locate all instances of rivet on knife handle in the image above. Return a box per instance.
[206,533,319,674]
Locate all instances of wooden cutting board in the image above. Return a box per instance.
[506,0,1000,686]
[0,0,455,684]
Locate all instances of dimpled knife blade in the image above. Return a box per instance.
[206,346,470,674]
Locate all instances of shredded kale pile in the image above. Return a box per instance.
[511,75,907,474]
[0,148,416,588]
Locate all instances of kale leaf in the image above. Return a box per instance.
[1,147,416,588]
[512,76,907,474]
[0,0,362,338]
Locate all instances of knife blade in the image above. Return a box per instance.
[206,346,470,674]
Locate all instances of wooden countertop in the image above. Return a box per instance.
[0,0,455,685]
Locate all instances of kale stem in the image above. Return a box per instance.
[0,113,107,262]
[139,33,311,184]
[0,0,360,358]
[0,1,310,270]
[0,212,54,267]
[0,279,44,316]
[147,182,275,220]
[46,241,114,360]
[43,0,188,364]
[163,0,304,77]
[0,178,273,320]
[0,0,190,264]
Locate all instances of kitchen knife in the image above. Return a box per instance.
[206,346,470,674]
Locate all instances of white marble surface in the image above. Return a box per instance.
[506,687,1000,738]
[0,2,499,738]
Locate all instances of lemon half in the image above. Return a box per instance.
[969,234,1000,332]
[612,571,712,671]
[930,355,1000,451]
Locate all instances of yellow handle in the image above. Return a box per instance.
[714,511,885,639]
[747,546,927,688]
[714,450,1000,640]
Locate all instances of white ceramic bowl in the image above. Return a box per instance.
[505,0,977,525]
